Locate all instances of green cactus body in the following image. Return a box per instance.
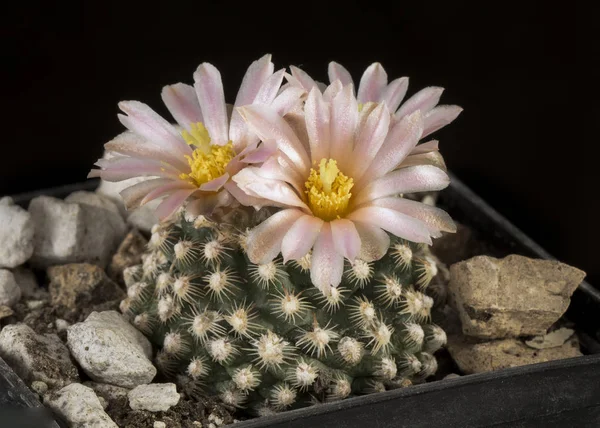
[121,211,446,415]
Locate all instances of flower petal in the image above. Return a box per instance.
[422,105,463,138]
[355,110,423,187]
[349,102,390,179]
[254,69,286,105]
[371,197,456,234]
[119,178,171,210]
[237,105,311,176]
[305,87,331,165]
[232,167,309,212]
[161,83,203,130]
[381,76,409,113]
[329,84,359,172]
[394,87,444,122]
[155,188,197,220]
[328,62,354,87]
[281,215,324,263]
[186,189,235,216]
[290,66,319,91]
[104,131,190,172]
[194,63,229,144]
[139,180,197,206]
[399,151,447,171]
[233,54,274,107]
[256,154,305,195]
[246,209,304,264]
[411,140,439,155]
[311,223,344,289]
[199,172,229,192]
[90,157,180,182]
[323,79,344,102]
[357,62,387,104]
[347,206,433,245]
[330,219,361,262]
[118,101,192,157]
[354,165,450,206]
[353,221,390,262]
[241,139,278,164]
[271,86,307,116]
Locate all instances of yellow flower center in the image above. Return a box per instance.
[179,122,235,188]
[305,159,354,221]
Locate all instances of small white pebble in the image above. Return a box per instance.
[192,422,203,427]
[98,396,108,410]
[26,299,46,310]
[208,424,216,428]
[55,318,70,332]
[154,422,167,428]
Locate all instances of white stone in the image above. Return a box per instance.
[31,380,49,395]
[154,422,167,428]
[65,191,127,249]
[128,383,180,412]
[0,324,79,387]
[28,195,123,268]
[83,381,130,402]
[525,328,576,349]
[0,199,34,268]
[55,318,70,332]
[0,269,21,307]
[44,383,118,428]
[67,311,155,388]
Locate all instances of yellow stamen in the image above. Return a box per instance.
[357,103,364,112]
[305,159,354,221]
[179,122,235,188]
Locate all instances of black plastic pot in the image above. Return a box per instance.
[3,174,600,427]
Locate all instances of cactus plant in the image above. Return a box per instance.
[120,208,446,415]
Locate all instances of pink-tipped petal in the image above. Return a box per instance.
[281,215,324,263]
[372,197,457,234]
[199,173,230,192]
[305,87,331,165]
[271,86,307,116]
[254,69,286,105]
[233,167,310,212]
[422,105,463,138]
[328,62,354,87]
[161,83,203,130]
[119,178,171,210]
[381,76,409,113]
[347,206,433,245]
[237,105,311,176]
[290,66,319,91]
[357,62,388,104]
[256,153,305,195]
[354,165,450,206]
[92,157,181,182]
[399,151,447,171]
[246,209,304,264]
[330,219,361,262]
[350,102,390,179]
[329,84,359,171]
[233,54,274,107]
[353,221,390,262]
[118,101,192,157]
[311,223,345,289]
[104,131,190,172]
[394,86,444,121]
[139,180,196,206]
[355,110,424,186]
[411,140,439,155]
[323,79,344,102]
[194,63,229,144]
[155,188,197,220]
[223,181,269,210]
[241,139,278,164]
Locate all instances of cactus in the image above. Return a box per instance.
[121,208,446,415]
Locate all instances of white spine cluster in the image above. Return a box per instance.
[133,312,154,334]
[327,376,352,401]
[391,242,413,270]
[249,260,287,289]
[424,324,447,353]
[157,295,179,323]
[317,286,347,313]
[287,360,319,391]
[337,337,364,366]
[346,259,373,287]
[207,338,238,364]
[415,256,438,289]
[187,356,209,380]
[204,267,240,302]
[252,331,294,369]
[270,383,297,410]
[365,321,394,354]
[376,357,398,380]
[348,296,377,328]
[172,275,202,303]
[232,366,261,392]
[224,303,259,338]
[376,275,403,308]
[155,272,173,297]
[297,322,339,358]
[201,239,229,266]
[271,289,311,323]
[173,240,199,267]
[403,322,425,350]
[185,309,225,343]
[163,331,189,356]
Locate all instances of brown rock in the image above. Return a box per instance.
[448,255,586,339]
[48,263,125,321]
[108,230,148,285]
[447,333,582,374]
[0,305,14,320]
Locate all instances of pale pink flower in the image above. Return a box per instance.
[233,83,456,290]
[89,54,304,220]
[285,62,463,171]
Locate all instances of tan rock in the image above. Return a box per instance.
[448,255,586,339]
[48,263,125,321]
[447,333,582,374]
[108,230,148,284]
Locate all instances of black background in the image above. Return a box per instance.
[4,2,597,285]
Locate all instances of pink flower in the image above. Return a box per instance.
[233,82,456,290]
[89,54,304,220]
[285,61,463,172]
